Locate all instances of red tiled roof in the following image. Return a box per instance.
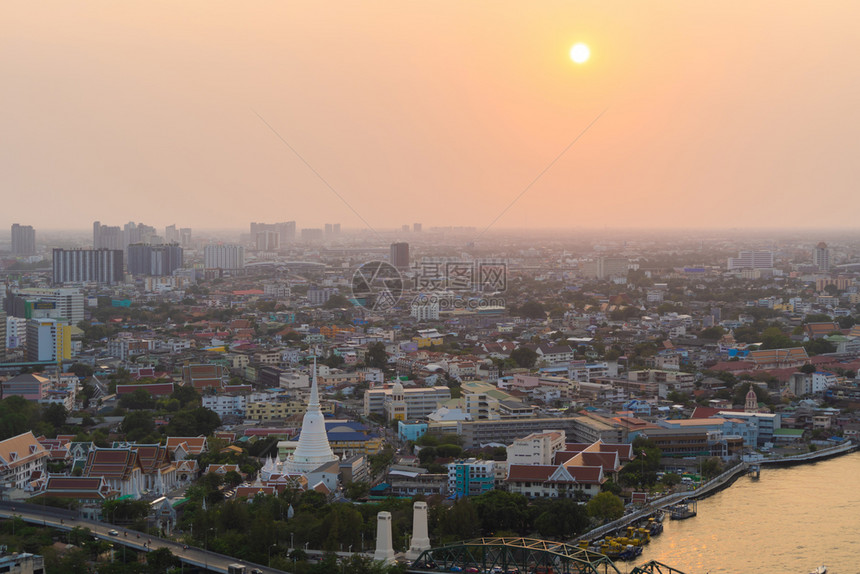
[506,465,556,482]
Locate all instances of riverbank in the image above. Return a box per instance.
[575,440,858,543]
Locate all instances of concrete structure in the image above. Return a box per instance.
[727,250,774,270]
[505,431,566,469]
[127,243,183,276]
[0,552,45,574]
[0,431,49,489]
[364,384,451,420]
[455,416,624,450]
[813,242,830,272]
[390,242,410,269]
[52,248,124,285]
[204,243,245,270]
[447,458,496,497]
[26,318,71,362]
[10,224,36,255]
[374,511,396,564]
[406,501,431,560]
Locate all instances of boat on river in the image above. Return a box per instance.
[669,500,697,520]
[808,567,826,574]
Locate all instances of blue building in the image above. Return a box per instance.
[447,458,496,498]
[398,420,428,442]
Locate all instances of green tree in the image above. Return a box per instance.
[323,294,351,309]
[533,499,590,539]
[121,410,155,442]
[473,490,530,535]
[42,403,67,429]
[366,342,389,369]
[586,491,625,523]
[171,385,200,408]
[69,363,94,378]
[517,301,546,320]
[510,347,538,368]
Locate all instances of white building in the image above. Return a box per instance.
[727,251,774,270]
[505,430,566,469]
[411,297,440,321]
[0,431,50,489]
[204,244,245,270]
[363,384,452,420]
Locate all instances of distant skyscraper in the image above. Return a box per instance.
[53,249,124,285]
[251,222,295,245]
[727,251,774,270]
[413,223,422,233]
[390,242,410,269]
[333,223,341,235]
[127,244,183,276]
[813,242,830,272]
[179,228,192,247]
[93,221,123,250]
[401,224,410,232]
[255,231,280,251]
[300,228,324,242]
[324,223,333,236]
[10,224,36,255]
[204,244,244,270]
[165,224,178,243]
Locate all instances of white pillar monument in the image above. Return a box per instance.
[406,501,431,560]
[374,511,396,564]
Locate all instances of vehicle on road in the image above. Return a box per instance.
[108,530,119,536]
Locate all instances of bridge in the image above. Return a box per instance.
[0,501,277,574]
[409,537,678,574]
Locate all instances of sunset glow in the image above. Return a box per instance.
[570,43,590,64]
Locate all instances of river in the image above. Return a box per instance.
[630,452,860,574]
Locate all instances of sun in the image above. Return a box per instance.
[570,43,590,64]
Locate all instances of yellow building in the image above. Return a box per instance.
[246,398,335,421]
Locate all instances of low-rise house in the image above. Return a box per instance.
[0,431,50,489]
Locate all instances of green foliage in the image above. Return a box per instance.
[119,388,156,410]
[164,407,221,436]
[345,481,371,500]
[103,499,151,524]
[69,363,94,378]
[533,498,590,539]
[803,338,836,356]
[365,342,389,369]
[661,472,682,487]
[121,410,156,442]
[0,396,50,440]
[698,326,726,340]
[700,457,723,479]
[171,385,200,408]
[42,403,67,428]
[516,301,546,320]
[510,347,538,368]
[586,491,625,522]
[323,353,345,368]
[473,490,530,535]
[369,447,395,475]
[323,294,351,309]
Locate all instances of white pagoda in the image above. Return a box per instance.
[282,359,339,474]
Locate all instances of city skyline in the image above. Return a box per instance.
[4,1,860,231]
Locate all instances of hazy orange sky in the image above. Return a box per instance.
[4,1,860,233]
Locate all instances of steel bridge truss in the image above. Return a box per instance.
[411,537,623,574]
[629,561,688,574]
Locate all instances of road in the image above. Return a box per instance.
[0,501,282,574]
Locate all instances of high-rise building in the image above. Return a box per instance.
[93,221,122,250]
[5,288,85,326]
[204,244,244,270]
[413,223,422,233]
[0,311,6,361]
[179,228,193,248]
[255,231,280,251]
[814,242,830,272]
[324,223,333,236]
[390,242,410,269]
[727,251,774,270]
[127,243,183,276]
[165,224,178,243]
[581,257,629,279]
[300,228,324,242]
[26,318,71,362]
[53,248,124,285]
[251,222,295,245]
[10,224,36,255]
[6,315,27,350]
